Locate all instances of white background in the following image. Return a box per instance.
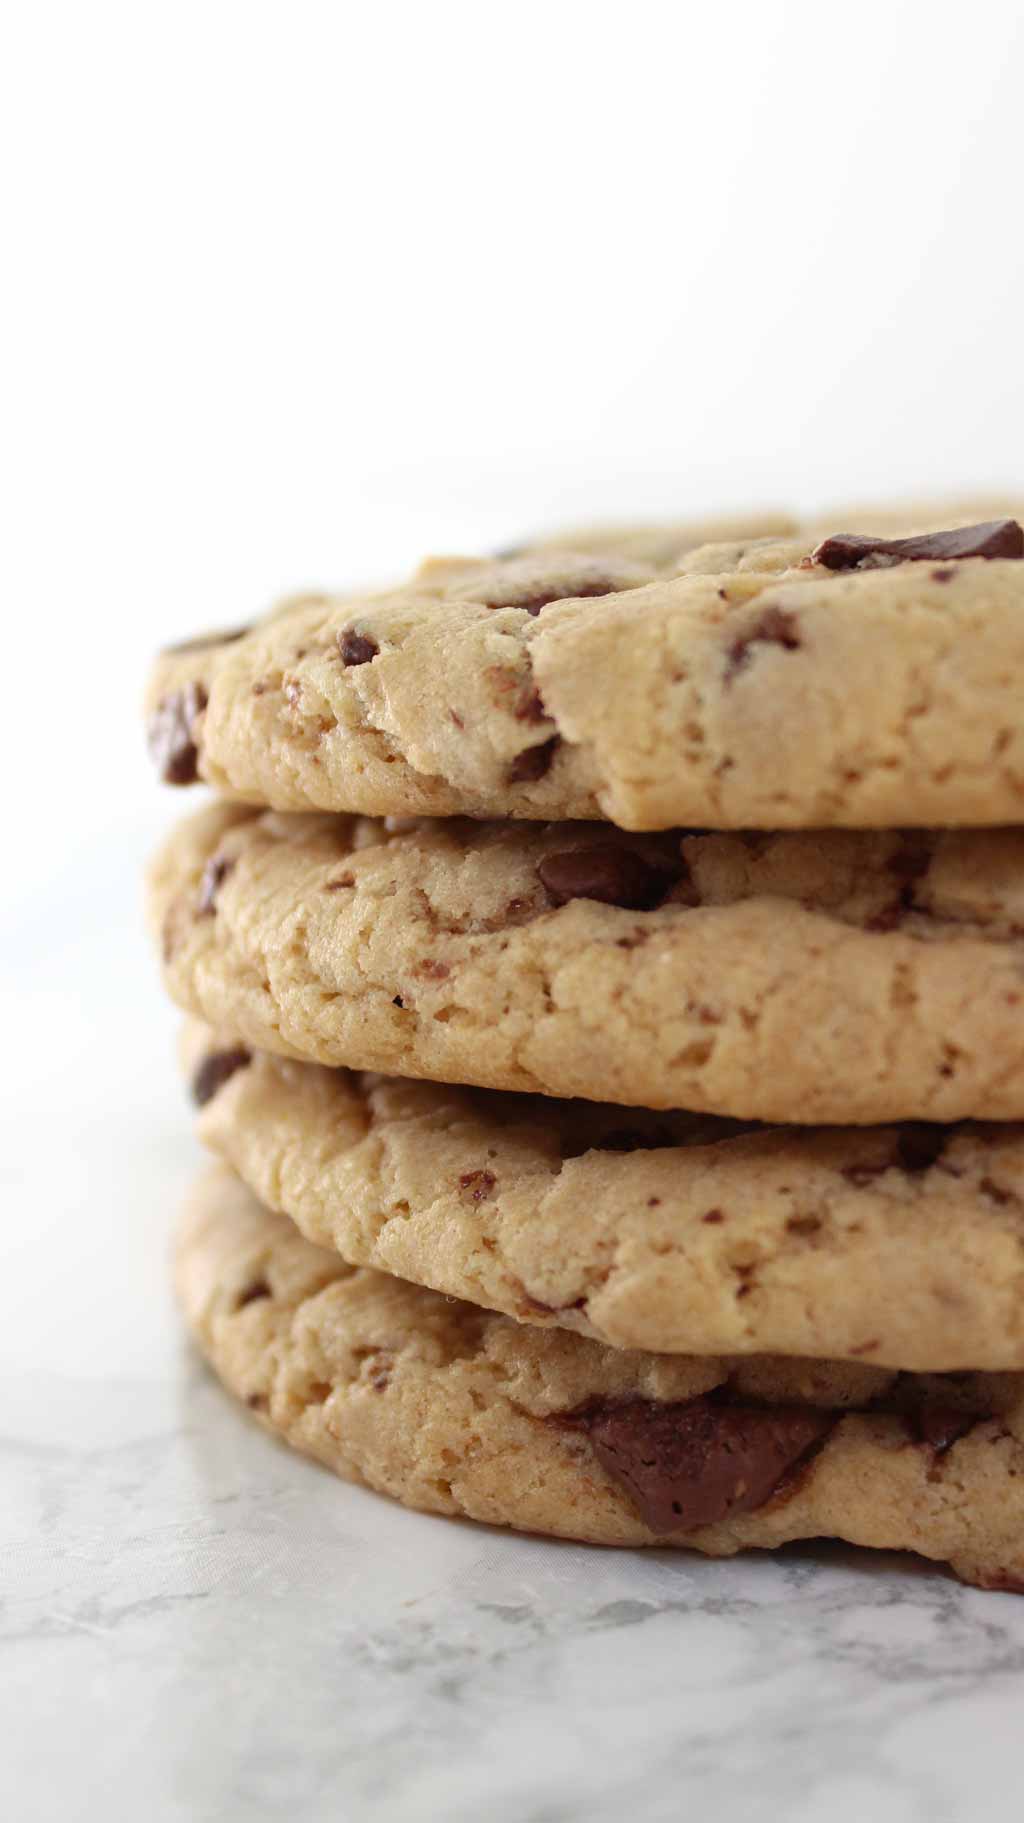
[4,5,1024,1819]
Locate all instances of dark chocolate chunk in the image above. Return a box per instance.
[192,1046,251,1108]
[147,682,208,785]
[725,607,801,683]
[809,519,1024,572]
[537,844,679,911]
[561,1396,835,1533]
[197,853,234,916]
[509,735,560,783]
[162,625,250,655]
[338,629,379,666]
[911,1408,979,1454]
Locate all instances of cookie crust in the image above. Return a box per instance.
[151,804,1024,1123]
[177,1166,1024,1591]
[146,532,1024,829]
[183,1022,1024,1370]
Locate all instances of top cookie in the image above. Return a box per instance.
[146,512,1024,831]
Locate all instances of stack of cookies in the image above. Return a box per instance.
[146,503,1024,1592]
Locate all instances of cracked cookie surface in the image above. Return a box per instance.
[184,1020,1024,1369]
[178,1165,1024,1590]
[151,803,1024,1122]
[145,513,1024,829]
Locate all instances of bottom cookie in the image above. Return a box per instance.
[178,1165,1024,1591]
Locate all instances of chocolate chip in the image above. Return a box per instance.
[162,625,251,655]
[724,607,801,683]
[508,735,560,783]
[147,682,208,784]
[458,1169,496,1203]
[191,1046,251,1107]
[809,518,1024,571]
[895,1124,948,1173]
[559,1396,835,1533]
[910,1408,979,1454]
[537,844,680,911]
[197,853,234,916]
[338,629,379,666]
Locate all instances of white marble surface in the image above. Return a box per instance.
[4,814,1024,1823]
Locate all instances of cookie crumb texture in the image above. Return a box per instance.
[183,1023,1024,1369]
[178,1167,1024,1591]
[152,805,1024,1122]
[145,541,1024,829]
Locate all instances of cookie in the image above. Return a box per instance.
[178,1164,1024,1591]
[183,1020,1024,1370]
[150,803,1024,1123]
[145,518,1024,829]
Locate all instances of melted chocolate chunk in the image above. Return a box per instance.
[562,1396,835,1533]
[911,1408,979,1454]
[192,1046,251,1107]
[147,682,208,784]
[725,607,801,683]
[162,625,250,655]
[537,844,681,911]
[810,519,1024,571]
[895,1124,948,1173]
[509,735,560,783]
[197,853,234,916]
[338,629,379,666]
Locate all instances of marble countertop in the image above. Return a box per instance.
[5,816,1024,1823]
